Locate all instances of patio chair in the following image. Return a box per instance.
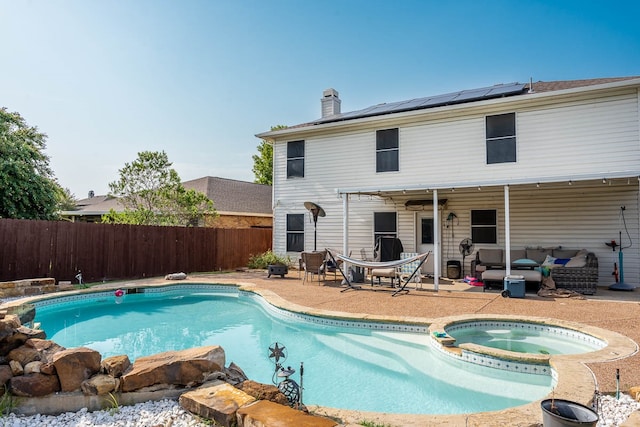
[301,251,327,284]
[398,252,424,289]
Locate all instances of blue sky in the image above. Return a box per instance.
[2,0,639,198]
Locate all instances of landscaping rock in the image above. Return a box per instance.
[9,360,23,376]
[101,354,131,377]
[120,346,225,392]
[238,380,289,405]
[7,345,40,365]
[52,347,101,392]
[24,361,42,375]
[40,361,56,375]
[0,364,13,385]
[0,318,16,341]
[81,374,118,395]
[179,381,256,427]
[13,325,46,342]
[236,400,338,427]
[9,373,60,397]
[25,338,65,362]
[224,362,249,385]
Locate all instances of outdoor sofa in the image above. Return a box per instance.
[472,247,598,295]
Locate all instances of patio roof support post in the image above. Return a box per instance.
[433,189,440,291]
[504,185,511,277]
[342,194,350,273]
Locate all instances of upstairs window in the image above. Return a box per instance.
[287,140,305,178]
[486,113,516,164]
[471,209,497,244]
[376,128,399,172]
[286,214,304,252]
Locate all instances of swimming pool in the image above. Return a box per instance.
[33,285,553,415]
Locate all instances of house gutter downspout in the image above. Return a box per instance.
[433,190,440,291]
[504,185,511,277]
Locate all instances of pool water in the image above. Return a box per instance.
[34,288,553,415]
[448,325,604,355]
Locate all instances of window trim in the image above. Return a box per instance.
[485,113,516,165]
[376,128,399,173]
[286,140,305,178]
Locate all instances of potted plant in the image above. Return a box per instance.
[540,396,598,427]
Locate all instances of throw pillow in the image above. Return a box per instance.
[565,255,587,268]
[542,255,557,267]
[513,258,538,266]
[554,258,571,265]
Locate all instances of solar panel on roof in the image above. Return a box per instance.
[401,98,429,110]
[312,82,527,124]
[486,83,527,96]
[452,88,492,102]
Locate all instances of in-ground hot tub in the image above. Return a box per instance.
[445,320,606,355]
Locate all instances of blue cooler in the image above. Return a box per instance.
[503,275,525,298]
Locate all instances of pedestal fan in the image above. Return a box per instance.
[459,238,474,278]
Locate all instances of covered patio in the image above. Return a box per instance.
[335,173,640,292]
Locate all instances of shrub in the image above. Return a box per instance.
[247,250,291,269]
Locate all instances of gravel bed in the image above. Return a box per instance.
[596,393,640,427]
[2,399,208,427]
[1,395,638,427]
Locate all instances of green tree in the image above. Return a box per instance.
[252,125,287,185]
[56,186,77,212]
[0,108,60,220]
[102,150,216,226]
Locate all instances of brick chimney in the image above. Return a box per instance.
[321,88,341,118]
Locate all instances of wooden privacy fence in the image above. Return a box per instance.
[0,218,272,283]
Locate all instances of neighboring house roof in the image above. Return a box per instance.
[259,76,640,133]
[182,176,272,215]
[62,177,272,217]
[69,195,123,216]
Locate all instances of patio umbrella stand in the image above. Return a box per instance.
[304,201,325,251]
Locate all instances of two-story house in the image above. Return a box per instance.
[257,77,640,289]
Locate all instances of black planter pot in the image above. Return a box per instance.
[541,399,598,427]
